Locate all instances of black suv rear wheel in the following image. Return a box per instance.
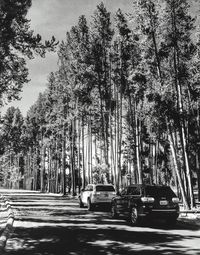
[111,203,118,219]
[165,216,177,226]
[130,207,139,226]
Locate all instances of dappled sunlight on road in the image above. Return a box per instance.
[6,215,200,255]
[5,222,200,255]
[1,190,200,255]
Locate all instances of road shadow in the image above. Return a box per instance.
[128,217,200,231]
[3,209,200,255]
[4,223,200,255]
[11,199,200,232]
[3,193,200,255]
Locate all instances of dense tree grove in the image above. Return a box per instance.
[1,0,200,209]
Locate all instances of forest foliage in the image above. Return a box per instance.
[1,0,200,209]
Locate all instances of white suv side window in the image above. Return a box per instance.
[85,186,89,191]
[85,185,93,191]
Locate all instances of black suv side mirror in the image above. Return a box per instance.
[116,191,121,196]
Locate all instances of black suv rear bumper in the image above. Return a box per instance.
[139,208,179,219]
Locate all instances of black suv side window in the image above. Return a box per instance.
[88,185,93,191]
[121,188,127,196]
[127,186,141,195]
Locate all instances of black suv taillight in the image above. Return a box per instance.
[141,197,155,203]
[172,197,179,203]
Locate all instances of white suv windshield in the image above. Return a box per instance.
[96,185,115,192]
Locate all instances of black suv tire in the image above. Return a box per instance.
[166,216,177,226]
[111,203,119,219]
[129,207,140,226]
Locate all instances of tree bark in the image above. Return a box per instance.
[167,120,189,209]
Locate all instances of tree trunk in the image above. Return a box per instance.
[135,102,142,184]
[61,124,66,195]
[77,117,81,193]
[40,136,45,193]
[171,2,194,208]
[71,119,76,196]
[167,119,189,209]
[82,116,86,188]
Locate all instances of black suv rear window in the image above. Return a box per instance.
[96,185,115,192]
[145,186,176,198]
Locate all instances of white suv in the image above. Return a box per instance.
[79,184,116,211]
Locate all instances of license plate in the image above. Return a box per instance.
[104,194,108,197]
[160,200,168,205]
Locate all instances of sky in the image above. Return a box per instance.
[1,0,133,116]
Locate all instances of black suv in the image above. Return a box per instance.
[111,184,179,225]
